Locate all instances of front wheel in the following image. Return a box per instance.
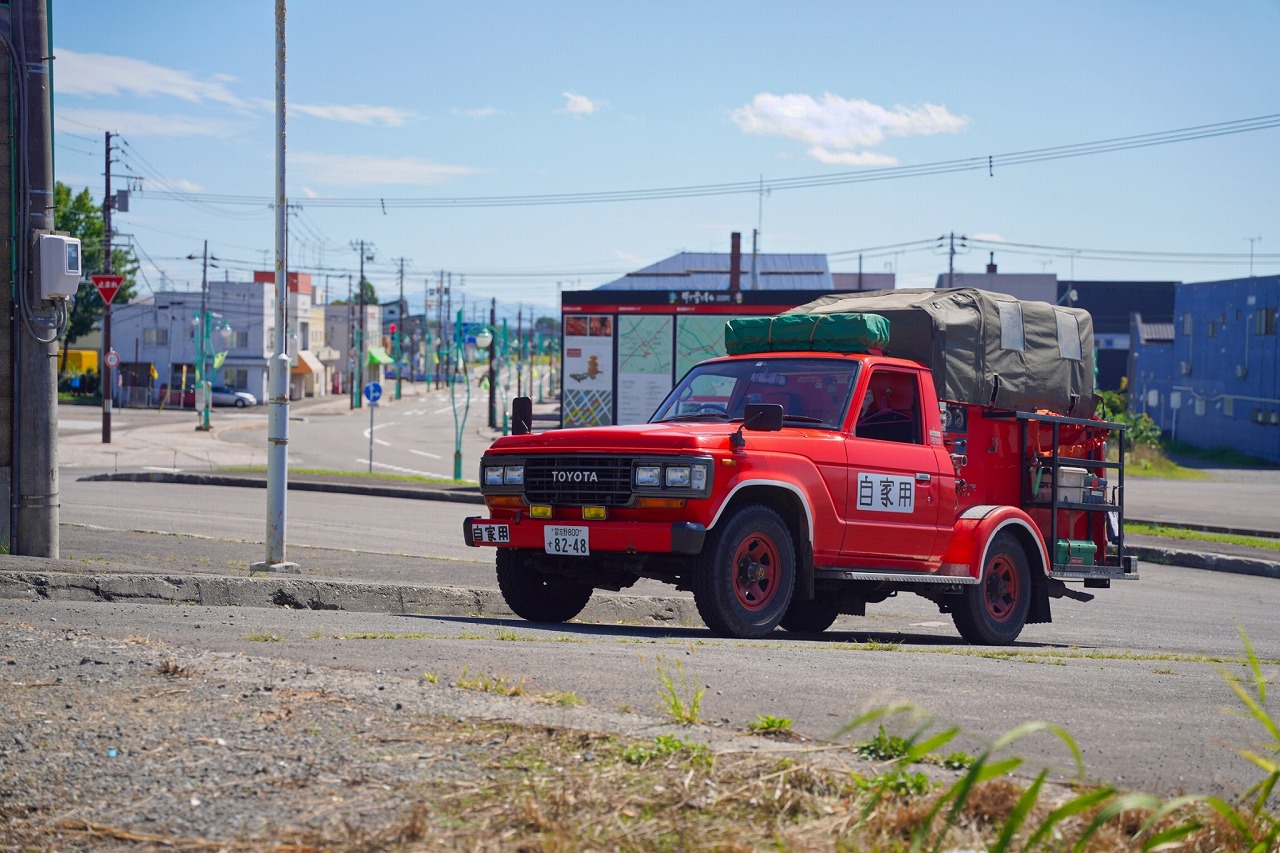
[692,505,795,639]
[496,549,593,623]
[951,532,1031,645]
[235,398,247,408]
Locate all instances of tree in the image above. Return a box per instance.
[54,182,138,364]
[359,276,377,305]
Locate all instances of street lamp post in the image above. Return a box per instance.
[192,311,232,431]
[449,310,470,480]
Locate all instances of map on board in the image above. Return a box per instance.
[616,315,674,424]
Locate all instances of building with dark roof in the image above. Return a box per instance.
[596,251,832,291]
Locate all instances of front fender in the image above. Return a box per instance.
[940,504,1049,580]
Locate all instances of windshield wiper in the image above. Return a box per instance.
[658,412,731,422]
[781,414,824,424]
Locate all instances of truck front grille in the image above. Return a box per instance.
[523,456,633,506]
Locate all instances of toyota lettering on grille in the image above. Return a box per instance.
[552,470,599,483]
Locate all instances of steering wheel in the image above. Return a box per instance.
[692,403,728,416]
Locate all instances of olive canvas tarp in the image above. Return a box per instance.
[784,288,1096,415]
[724,312,891,356]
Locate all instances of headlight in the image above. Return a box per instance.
[635,465,662,487]
[484,463,524,487]
[691,464,707,491]
[665,466,691,487]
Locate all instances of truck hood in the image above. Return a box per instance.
[485,422,737,455]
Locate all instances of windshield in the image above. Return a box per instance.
[651,357,860,429]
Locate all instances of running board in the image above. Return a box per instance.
[813,569,979,585]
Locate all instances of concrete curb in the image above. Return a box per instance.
[0,569,701,627]
[79,471,486,504]
[1127,545,1280,580]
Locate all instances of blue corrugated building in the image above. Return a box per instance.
[1129,275,1280,463]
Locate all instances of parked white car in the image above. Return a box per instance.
[210,385,257,407]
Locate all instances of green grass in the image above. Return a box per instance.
[244,632,285,643]
[655,654,704,725]
[217,465,465,485]
[1166,440,1279,469]
[1128,522,1280,551]
[747,714,794,735]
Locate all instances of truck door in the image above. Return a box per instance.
[842,368,943,565]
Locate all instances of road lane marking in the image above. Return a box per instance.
[355,458,444,478]
[410,449,442,459]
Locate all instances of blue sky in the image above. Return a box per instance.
[52,1,1280,315]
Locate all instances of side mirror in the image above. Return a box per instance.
[743,403,784,432]
[511,396,534,435]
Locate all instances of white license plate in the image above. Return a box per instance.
[471,523,510,545]
[544,525,589,556]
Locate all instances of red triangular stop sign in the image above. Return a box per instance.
[91,274,123,305]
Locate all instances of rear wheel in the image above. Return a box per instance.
[496,549,593,623]
[779,598,840,634]
[692,505,795,638]
[951,532,1031,645]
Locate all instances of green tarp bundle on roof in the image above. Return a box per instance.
[724,312,890,356]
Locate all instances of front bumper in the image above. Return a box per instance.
[463,516,706,555]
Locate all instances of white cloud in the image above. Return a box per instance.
[732,93,968,165]
[970,232,1005,243]
[560,91,602,116]
[808,148,899,167]
[455,106,499,118]
[292,152,480,186]
[56,108,242,138]
[300,187,320,199]
[56,48,249,109]
[291,103,417,127]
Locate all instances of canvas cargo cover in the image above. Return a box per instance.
[725,312,891,356]
[785,288,1095,414]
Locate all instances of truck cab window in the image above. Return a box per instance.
[855,370,921,444]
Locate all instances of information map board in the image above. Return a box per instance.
[560,290,830,428]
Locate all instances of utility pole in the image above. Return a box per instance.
[352,240,372,407]
[254,0,297,573]
[395,257,405,399]
[195,240,211,430]
[487,297,497,430]
[12,0,59,556]
[944,232,967,289]
[346,274,354,408]
[101,132,116,442]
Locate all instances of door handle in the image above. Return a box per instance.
[915,473,931,483]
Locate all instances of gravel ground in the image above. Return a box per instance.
[0,614,820,851]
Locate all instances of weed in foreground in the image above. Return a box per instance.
[654,653,704,725]
[747,714,794,735]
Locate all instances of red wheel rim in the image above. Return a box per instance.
[732,533,780,611]
[983,553,1020,622]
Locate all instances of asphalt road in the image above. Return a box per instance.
[41,476,1280,799]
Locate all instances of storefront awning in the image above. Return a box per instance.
[291,349,325,375]
[366,346,394,366]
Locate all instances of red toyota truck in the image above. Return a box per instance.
[464,288,1137,644]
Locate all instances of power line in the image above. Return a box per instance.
[135,113,1280,210]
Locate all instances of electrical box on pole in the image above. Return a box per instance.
[38,234,81,299]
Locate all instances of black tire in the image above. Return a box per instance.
[692,505,795,639]
[496,549,593,623]
[951,532,1031,645]
[779,598,840,634]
